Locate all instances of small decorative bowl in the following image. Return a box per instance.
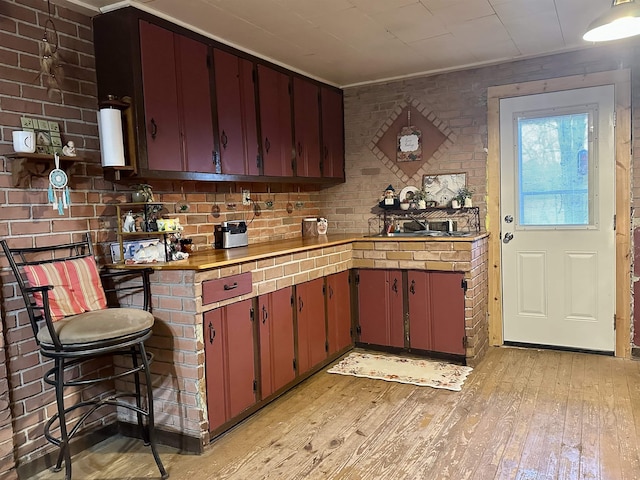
[400,202,410,210]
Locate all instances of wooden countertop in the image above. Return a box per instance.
[107,232,488,271]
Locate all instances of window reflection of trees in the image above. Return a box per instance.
[518,112,590,226]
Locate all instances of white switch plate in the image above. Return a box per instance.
[242,189,251,205]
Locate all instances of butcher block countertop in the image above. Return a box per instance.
[107,232,489,271]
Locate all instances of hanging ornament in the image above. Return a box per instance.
[48,152,70,215]
[397,109,422,163]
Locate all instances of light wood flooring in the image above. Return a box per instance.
[28,347,640,479]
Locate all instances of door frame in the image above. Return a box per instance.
[487,70,631,357]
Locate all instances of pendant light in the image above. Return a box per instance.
[583,0,640,42]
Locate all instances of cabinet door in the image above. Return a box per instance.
[139,20,182,171]
[326,271,352,355]
[224,300,257,418]
[257,65,293,177]
[259,287,295,398]
[430,272,466,355]
[357,269,404,348]
[179,36,215,173]
[407,270,432,351]
[296,278,326,374]
[293,77,321,177]
[320,87,344,179]
[213,49,259,175]
[204,309,226,430]
[204,299,256,431]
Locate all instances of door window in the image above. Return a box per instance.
[515,108,595,227]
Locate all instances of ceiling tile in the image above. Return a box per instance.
[371,3,448,43]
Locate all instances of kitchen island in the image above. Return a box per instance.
[110,233,488,452]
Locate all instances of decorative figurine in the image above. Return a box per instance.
[62,141,76,157]
[379,184,399,209]
[123,211,136,232]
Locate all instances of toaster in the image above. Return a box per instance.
[214,221,248,249]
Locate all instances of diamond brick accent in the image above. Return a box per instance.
[370,99,455,184]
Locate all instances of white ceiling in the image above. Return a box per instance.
[58,0,613,87]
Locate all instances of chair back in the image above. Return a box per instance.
[1,233,95,343]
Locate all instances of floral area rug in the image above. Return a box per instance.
[327,352,473,391]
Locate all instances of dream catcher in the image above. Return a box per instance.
[48,152,70,215]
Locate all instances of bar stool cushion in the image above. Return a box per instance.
[24,257,108,321]
[37,308,155,345]
[24,262,84,321]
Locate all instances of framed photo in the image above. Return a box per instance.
[20,117,61,154]
[423,173,467,207]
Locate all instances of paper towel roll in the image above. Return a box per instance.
[98,107,125,167]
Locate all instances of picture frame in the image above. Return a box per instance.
[21,117,63,155]
[423,173,467,207]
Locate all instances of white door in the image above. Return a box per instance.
[500,86,615,352]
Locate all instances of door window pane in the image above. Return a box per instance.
[517,112,591,226]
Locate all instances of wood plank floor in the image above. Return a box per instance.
[27,347,640,480]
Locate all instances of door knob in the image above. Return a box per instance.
[503,232,514,244]
[504,215,513,223]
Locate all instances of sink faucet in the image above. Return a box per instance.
[407,214,428,230]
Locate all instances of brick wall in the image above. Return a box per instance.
[324,43,640,237]
[0,0,324,474]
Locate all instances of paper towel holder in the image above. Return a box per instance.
[98,95,136,174]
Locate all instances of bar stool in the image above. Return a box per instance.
[1,233,168,479]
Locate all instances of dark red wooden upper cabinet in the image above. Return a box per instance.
[293,77,321,177]
[320,87,345,179]
[139,20,182,171]
[140,20,214,173]
[257,64,293,177]
[178,36,215,173]
[213,49,259,175]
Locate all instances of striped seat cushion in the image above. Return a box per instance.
[24,256,107,321]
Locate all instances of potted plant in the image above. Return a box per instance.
[456,186,474,208]
[131,184,154,203]
[415,188,430,209]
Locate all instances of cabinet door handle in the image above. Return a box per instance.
[329,285,334,299]
[223,282,238,291]
[208,321,216,344]
[264,137,271,154]
[150,118,158,139]
[297,142,302,157]
[324,145,329,159]
[392,278,398,293]
[262,305,268,324]
[221,130,228,149]
[410,280,416,295]
[299,296,303,312]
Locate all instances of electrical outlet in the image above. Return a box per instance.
[242,189,251,206]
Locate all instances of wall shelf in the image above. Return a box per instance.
[370,206,481,235]
[6,152,84,187]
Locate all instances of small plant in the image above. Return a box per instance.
[132,184,154,202]
[456,186,474,204]
[415,188,430,201]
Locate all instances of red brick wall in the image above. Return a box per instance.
[0,0,322,474]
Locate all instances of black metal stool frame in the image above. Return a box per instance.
[1,233,168,479]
